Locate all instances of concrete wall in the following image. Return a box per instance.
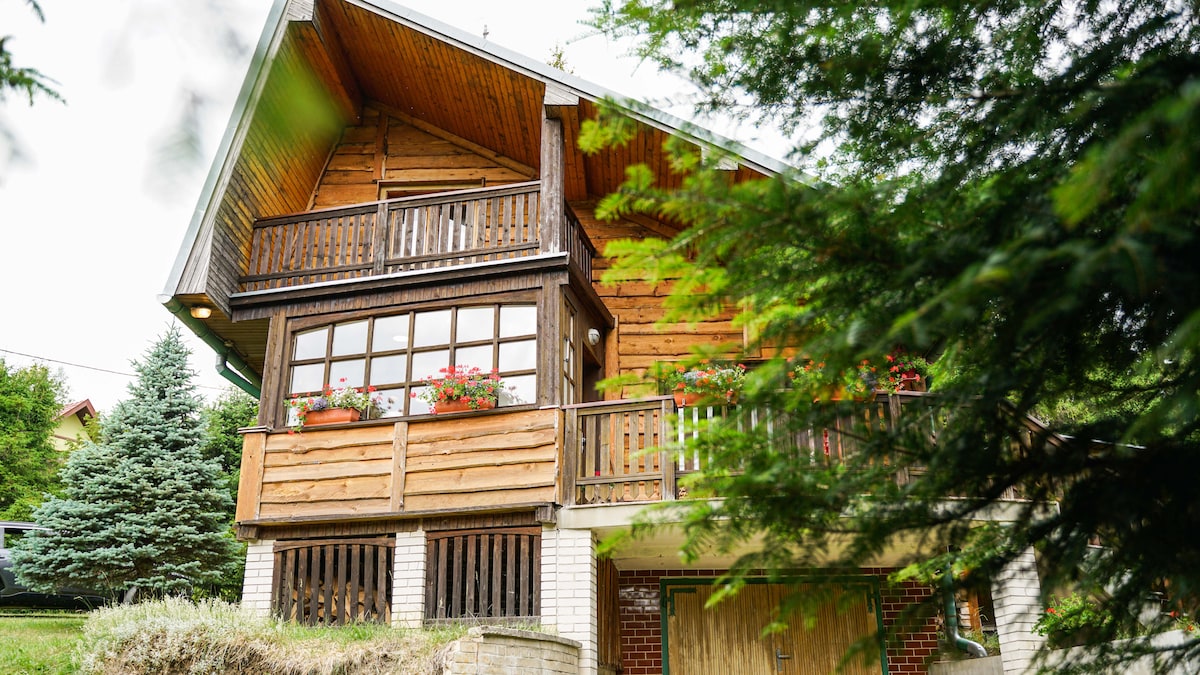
[440,626,581,674]
[540,526,598,675]
[930,656,1005,675]
[240,539,275,616]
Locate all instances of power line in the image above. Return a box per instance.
[0,347,228,391]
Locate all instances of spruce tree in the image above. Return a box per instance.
[12,326,236,599]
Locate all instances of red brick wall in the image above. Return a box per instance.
[616,568,940,675]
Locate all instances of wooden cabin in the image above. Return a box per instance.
[163,2,1048,673]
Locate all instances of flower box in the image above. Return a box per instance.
[303,408,361,426]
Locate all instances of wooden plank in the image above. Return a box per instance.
[259,474,390,503]
[236,432,267,522]
[404,444,557,473]
[406,425,557,454]
[265,424,394,452]
[402,460,556,496]
[263,441,393,467]
[479,533,491,615]
[505,533,516,616]
[391,421,407,512]
[256,498,393,519]
[401,486,555,512]
[464,533,477,614]
[261,457,393,483]
[348,543,361,623]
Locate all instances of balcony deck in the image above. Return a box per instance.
[239,181,594,292]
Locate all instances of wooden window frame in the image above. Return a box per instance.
[284,301,539,419]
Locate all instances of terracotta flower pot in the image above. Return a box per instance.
[433,399,496,414]
[304,408,361,426]
[673,391,704,407]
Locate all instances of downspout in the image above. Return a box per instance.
[944,571,988,658]
[160,297,262,398]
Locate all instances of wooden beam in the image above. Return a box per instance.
[373,101,536,178]
[543,83,580,120]
[391,421,408,512]
[236,431,267,522]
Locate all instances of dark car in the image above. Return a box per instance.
[0,521,109,609]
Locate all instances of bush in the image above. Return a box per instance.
[76,597,461,675]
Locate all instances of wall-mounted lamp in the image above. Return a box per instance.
[190,305,213,320]
[586,328,601,346]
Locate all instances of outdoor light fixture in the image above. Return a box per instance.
[190,305,213,320]
[587,328,601,346]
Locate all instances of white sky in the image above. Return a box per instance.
[0,0,785,414]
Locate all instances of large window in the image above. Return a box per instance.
[287,304,537,418]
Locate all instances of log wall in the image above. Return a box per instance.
[239,409,558,523]
[572,207,743,392]
[311,105,533,209]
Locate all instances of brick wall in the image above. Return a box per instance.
[874,570,941,675]
[392,529,426,628]
[440,626,580,674]
[617,568,942,675]
[240,539,275,616]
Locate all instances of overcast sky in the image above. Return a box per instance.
[0,0,784,414]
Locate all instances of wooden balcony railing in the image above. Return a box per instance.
[563,393,935,507]
[240,181,594,292]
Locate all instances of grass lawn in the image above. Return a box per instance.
[0,613,87,675]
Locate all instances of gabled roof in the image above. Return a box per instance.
[56,399,96,424]
[160,0,794,391]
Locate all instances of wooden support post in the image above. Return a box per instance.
[541,84,576,253]
[236,431,267,522]
[372,201,388,275]
[391,421,408,511]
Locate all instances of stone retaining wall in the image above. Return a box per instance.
[440,626,581,674]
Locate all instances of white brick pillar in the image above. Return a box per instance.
[541,526,597,675]
[992,547,1047,674]
[241,539,275,616]
[391,529,426,627]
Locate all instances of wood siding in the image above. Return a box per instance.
[312,105,533,209]
[240,408,558,523]
[574,206,743,389]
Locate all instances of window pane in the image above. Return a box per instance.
[499,339,537,371]
[409,387,432,415]
[413,309,452,347]
[370,354,407,385]
[501,374,536,406]
[455,345,493,371]
[374,387,407,417]
[499,305,536,338]
[411,350,451,381]
[456,306,494,343]
[290,363,325,395]
[329,359,365,388]
[294,327,328,360]
[331,320,368,356]
[372,314,410,352]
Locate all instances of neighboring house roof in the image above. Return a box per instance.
[52,399,96,450]
[57,399,96,424]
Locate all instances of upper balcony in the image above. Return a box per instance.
[238,181,594,294]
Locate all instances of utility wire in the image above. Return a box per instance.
[0,347,228,391]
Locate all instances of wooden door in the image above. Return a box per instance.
[663,581,885,675]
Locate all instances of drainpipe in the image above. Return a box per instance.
[160,297,262,398]
[944,571,988,658]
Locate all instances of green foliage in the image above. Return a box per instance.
[0,613,86,675]
[1034,594,1119,648]
[199,388,257,508]
[591,0,1200,670]
[11,327,237,600]
[0,358,65,521]
[0,1,63,106]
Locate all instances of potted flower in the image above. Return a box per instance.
[286,379,382,432]
[662,363,747,407]
[414,365,505,414]
[876,351,930,393]
[789,359,875,401]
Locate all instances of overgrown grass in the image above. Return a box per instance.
[0,612,88,675]
[77,598,466,675]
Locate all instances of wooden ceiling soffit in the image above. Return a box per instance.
[283,4,360,124]
[373,101,536,179]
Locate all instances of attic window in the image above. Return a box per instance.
[379,178,486,200]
